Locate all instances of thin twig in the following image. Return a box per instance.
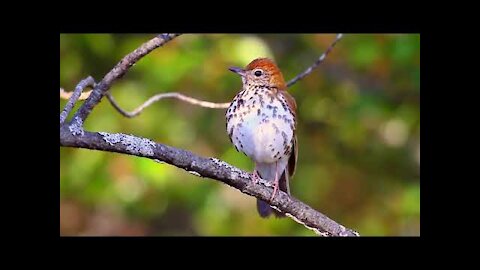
[60,127,360,236]
[60,88,93,101]
[106,92,230,118]
[60,76,95,125]
[287,33,343,87]
[104,34,343,118]
[71,34,181,124]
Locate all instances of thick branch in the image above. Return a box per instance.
[60,126,359,236]
[71,34,180,124]
[60,76,95,125]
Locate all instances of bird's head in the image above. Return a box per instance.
[229,58,287,90]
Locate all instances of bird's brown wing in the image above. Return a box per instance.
[288,135,297,178]
[279,89,297,115]
[278,90,298,178]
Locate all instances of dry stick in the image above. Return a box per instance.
[60,88,93,101]
[105,34,343,116]
[287,33,343,87]
[59,76,95,125]
[106,92,230,118]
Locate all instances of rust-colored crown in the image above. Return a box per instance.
[246,58,287,90]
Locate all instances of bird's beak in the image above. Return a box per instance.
[229,66,246,77]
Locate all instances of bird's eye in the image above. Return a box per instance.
[254,70,263,77]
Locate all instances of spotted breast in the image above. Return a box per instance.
[226,58,298,218]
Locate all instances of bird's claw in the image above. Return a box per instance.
[269,180,279,202]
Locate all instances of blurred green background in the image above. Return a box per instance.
[60,34,420,236]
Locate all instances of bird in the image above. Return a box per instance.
[226,57,298,218]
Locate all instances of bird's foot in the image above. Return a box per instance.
[269,179,279,202]
[269,162,279,202]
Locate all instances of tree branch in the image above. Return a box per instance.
[60,76,95,125]
[70,34,181,124]
[60,126,359,236]
[287,33,343,87]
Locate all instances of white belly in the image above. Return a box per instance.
[226,89,295,163]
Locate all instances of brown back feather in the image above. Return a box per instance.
[278,90,297,178]
[279,90,297,115]
[288,135,298,177]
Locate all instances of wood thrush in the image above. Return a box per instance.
[226,58,298,218]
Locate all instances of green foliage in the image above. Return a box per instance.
[60,34,420,236]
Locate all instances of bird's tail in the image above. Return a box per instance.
[256,199,285,218]
[256,170,289,218]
